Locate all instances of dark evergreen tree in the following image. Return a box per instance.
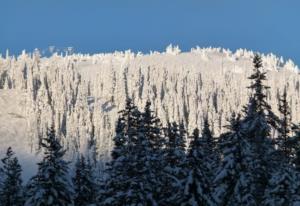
[25,125,74,206]
[73,155,97,205]
[240,53,278,204]
[138,100,165,204]
[0,147,24,206]
[245,54,279,130]
[100,98,143,205]
[161,121,187,205]
[277,87,293,160]
[289,125,300,172]
[181,128,216,206]
[263,163,300,206]
[115,100,162,205]
[200,116,219,181]
[101,100,165,205]
[214,113,257,206]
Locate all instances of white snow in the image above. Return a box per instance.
[0,46,300,177]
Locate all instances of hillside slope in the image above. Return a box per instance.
[0,46,300,174]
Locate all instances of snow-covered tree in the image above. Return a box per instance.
[160,121,187,205]
[139,100,165,203]
[181,128,216,206]
[263,163,300,206]
[289,126,300,172]
[25,125,74,206]
[104,100,163,205]
[277,87,293,160]
[97,117,126,205]
[100,99,142,205]
[0,147,24,206]
[200,116,219,181]
[240,54,278,204]
[214,112,260,206]
[73,155,97,205]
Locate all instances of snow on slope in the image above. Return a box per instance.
[0,46,300,175]
[0,90,38,179]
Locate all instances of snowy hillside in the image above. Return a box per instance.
[0,46,300,172]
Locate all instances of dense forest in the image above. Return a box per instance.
[1,54,300,205]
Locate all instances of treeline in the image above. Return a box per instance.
[1,54,300,205]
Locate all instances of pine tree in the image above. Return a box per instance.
[0,147,24,206]
[181,128,216,206]
[161,121,187,205]
[138,100,164,204]
[73,155,97,206]
[214,113,257,206]
[100,98,143,205]
[263,164,300,206]
[25,125,74,206]
[240,54,278,204]
[200,116,219,181]
[98,117,127,205]
[245,54,279,130]
[289,126,300,172]
[277,87,293,160]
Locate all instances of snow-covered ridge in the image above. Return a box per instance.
[0,46,300,169]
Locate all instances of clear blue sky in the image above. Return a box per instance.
[1,0,300,64]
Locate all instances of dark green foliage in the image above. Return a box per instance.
[277,87,293,160]
[181,128,216,206]
[263,164,300,206]
[25,126,74,206]
[161,121,187,205]
[73,155,97,206]
[0,147,24,206]
[200,116,219,180]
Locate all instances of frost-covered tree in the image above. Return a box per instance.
[73,155,97,205]
[25,126,74,206]
[0,147,24,206]
[181,128,216,206]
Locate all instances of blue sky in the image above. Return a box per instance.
[1,0,300,64]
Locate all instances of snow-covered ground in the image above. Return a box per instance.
[0,46,300,176]
[0,90,38,179]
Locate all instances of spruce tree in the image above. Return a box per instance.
[73,155,97,205]
[25,126,74,206]
[200,116,219,181]
[0,147,24,206]
[161,121,187,205]
[101,100,165,205]
[99,117,127,205]
[181,128,216,206]
[263,163,300,206]
[100,98,142,205]
[214,113,257,206]
[277,87,293,160]
[289,126,300,172]
[240,53,278,204]
[138,100,164,204]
